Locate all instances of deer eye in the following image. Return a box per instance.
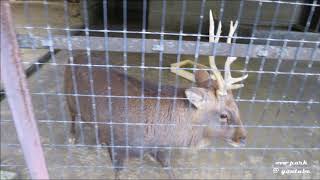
[220,114,228,119]
[220,113,233,125]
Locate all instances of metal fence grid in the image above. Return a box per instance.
[1,0,319,179]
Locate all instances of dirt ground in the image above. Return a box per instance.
[1,1,319,179]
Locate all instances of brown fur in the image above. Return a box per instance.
[64,52,247,178]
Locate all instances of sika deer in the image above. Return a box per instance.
[64,10,248,179]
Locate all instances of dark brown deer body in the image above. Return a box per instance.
[64,52,247,179]
[65,10,247,179]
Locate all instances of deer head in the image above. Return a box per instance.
[185,10,248,147]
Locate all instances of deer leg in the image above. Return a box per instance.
[150,150,175,179]
[108,147,125,180]
[68,111,76,144]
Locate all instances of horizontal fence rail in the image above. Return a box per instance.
[17,34,320,61]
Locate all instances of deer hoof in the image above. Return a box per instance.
[68,137,76,144]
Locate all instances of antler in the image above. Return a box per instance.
[209,10,224,94]
[209,9,248,96]
[224,57,248,90]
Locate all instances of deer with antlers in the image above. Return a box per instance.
[64,9,248,179]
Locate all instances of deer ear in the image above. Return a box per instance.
[195,70,218,90]
[185,87,209,109]
[195,70,210,83]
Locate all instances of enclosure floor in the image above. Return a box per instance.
[1,50,319,179]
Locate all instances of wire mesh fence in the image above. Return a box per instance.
[1,0,319,179]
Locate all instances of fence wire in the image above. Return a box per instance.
[1,0,319,179]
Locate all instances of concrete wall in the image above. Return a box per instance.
[147,0,304,34]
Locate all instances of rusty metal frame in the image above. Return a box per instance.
[16,34,319,61]
[0,1,49,179]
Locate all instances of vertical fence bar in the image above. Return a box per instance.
[0,1,49,179]
[82,0,100,146]
[23,0,56,146]
[138,0,148,177]
[274,0,318,123]
[236,0,263,100]
[122,0,130,168]
[188,0,206,178]
[154,0,167,174]
[252,0,282,172]
[61,0,80,178]
[172,0,187,177]
[102,0,116,173]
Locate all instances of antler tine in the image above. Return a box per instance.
[208,10,247,95]
[224,20,247,90]
[209,9,225,95]
[224,57,248,90]
[215,21,222,43]
[209,10,215,43]
[227,20,238,44]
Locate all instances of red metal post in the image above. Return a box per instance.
[0,1,49,179]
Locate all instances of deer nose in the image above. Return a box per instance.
[239,136,246,145]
